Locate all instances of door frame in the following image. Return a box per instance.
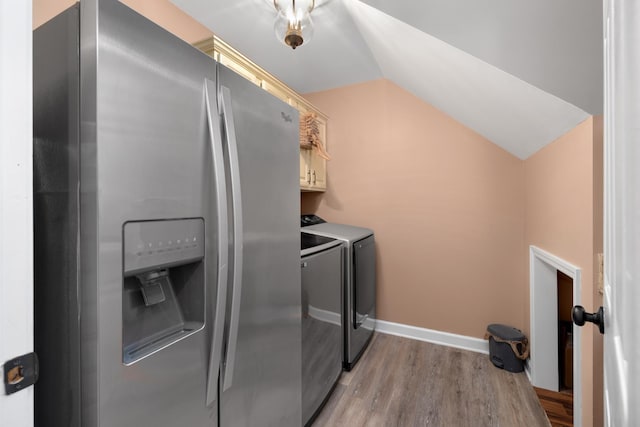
[0,0,34,426]
[529,245,582,427]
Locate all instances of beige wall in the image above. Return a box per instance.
[304,80,603,426]
[33,0,213,44]
[303,79,527,338]
[523,116,603,427]
[33,0,74,29]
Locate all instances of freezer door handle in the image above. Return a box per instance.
[204,78,230,406]
[220,86,244,392]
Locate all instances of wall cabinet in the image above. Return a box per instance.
[300,149,323,190]
[299,116,327,192]
[195,36,329,192]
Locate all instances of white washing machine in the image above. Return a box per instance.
[301,215,376,370]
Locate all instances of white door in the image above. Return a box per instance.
[0,1,34,426]
[602,0,640,425]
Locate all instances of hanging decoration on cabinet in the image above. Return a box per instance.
[300,112,330,160]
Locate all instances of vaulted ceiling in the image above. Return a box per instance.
[171,0,602,159]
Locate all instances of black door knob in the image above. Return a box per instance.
[572,305,605,334]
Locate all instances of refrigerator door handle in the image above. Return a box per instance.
[220,86,244,392]
[204,78,230,406]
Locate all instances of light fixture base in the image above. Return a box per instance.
[285,27,304,49]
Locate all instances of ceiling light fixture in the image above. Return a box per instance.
[273,0,315,50]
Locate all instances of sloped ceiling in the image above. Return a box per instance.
[171,0,602,159]
[360,0,603,115]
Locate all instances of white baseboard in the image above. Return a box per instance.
[375,319,490,355]
[307,305,341,326]
[525,358,532,381]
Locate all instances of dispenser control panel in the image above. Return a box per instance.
[123,218,204,276]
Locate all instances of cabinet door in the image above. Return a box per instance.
[308,151,326,191]
[311,117,329,191]
[308,117,327,191]
[300,149,311,189]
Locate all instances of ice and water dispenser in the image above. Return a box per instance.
[122,218,206,365]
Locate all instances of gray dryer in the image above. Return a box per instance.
[301,216,376,370]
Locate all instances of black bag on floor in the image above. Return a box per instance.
[485,324,529,373]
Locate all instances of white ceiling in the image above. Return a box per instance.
[360,0,603,115]
[171,0,602,159]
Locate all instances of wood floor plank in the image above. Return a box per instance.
[534,387,573,427]
[312,333,550,427]
[534,387,574,405]
[539,400,568,416]
[380,339,425,426]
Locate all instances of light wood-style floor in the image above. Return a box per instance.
[312,333,550,427]
[534,387,573,427]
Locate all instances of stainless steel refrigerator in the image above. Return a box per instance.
[33,1,301,426]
